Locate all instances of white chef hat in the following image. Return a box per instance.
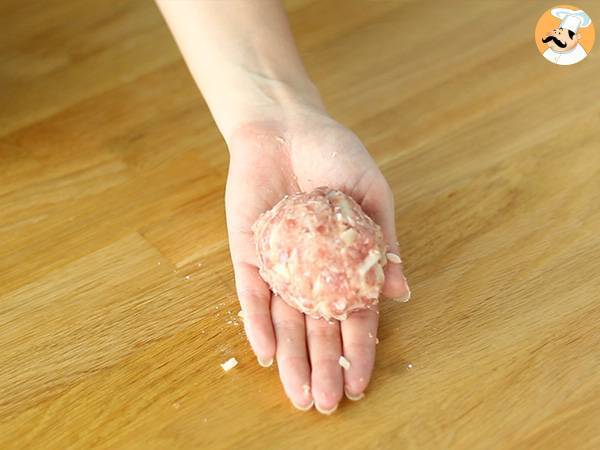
[551,8,592,33]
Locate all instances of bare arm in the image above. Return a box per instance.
[157,0,410,414]
[157,0,324,139]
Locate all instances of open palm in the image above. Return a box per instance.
[225,110,409,414]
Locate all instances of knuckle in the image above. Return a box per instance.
[307,326,340,340]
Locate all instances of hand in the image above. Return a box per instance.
[158,0,409,414]
[225,106,410,414]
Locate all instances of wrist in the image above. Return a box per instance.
[211,69,326,144]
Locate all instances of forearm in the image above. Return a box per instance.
[156,0,325,141]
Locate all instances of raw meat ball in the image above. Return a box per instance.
[252,187,388,321]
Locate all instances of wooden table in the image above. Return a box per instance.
[1,1,599,448]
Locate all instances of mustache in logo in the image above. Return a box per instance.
[542,35,567,48]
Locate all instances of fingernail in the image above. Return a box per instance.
[344,388,365,401]
[394,281,411,303]
[292,399,314,412]
[393,291,411,303]
[257,356,273,367]
[315,402,338,415]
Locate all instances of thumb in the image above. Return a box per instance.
[360,182,411,301]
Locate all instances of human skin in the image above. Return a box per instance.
[157,0,410,414]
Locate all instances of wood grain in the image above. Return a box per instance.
[1,0,599,448]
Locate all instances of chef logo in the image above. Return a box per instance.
[535,5,595,65]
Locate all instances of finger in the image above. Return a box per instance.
[340,308,379,400]
[382,241,410,301]
[306,316,344,415]
[271,295,313,411]
[233,261,276,367]
[361,181,410,300]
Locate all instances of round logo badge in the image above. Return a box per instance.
[534,4,595,65]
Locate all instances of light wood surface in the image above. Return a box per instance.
[1,1,599,448]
